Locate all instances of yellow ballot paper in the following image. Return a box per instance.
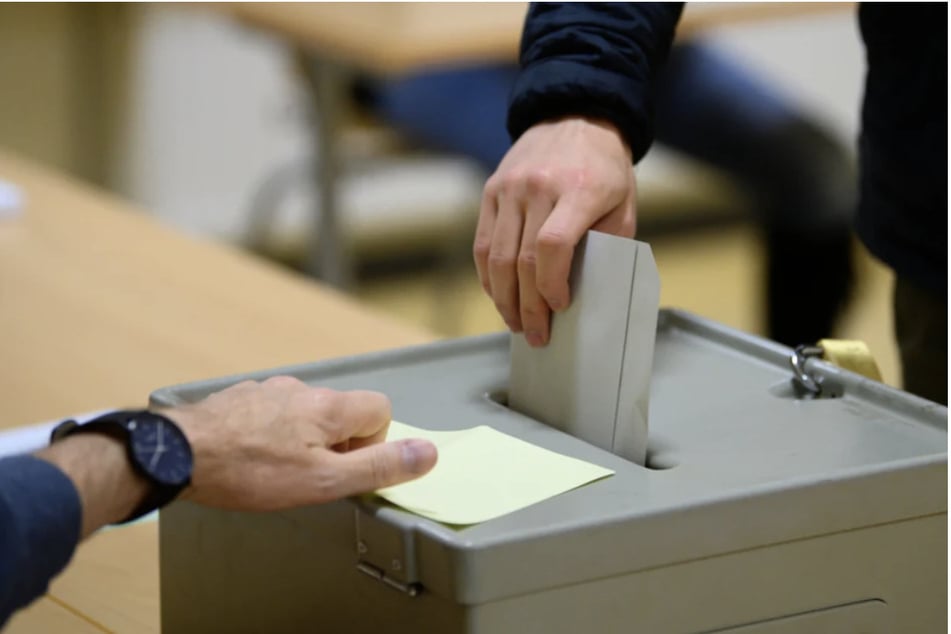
[376,421,615,525]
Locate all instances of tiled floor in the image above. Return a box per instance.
[355,224,901,389]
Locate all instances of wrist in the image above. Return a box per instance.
[535,116,634,163]
[36,434,151,537]
[580,117,633,163]
[44,409,196,533]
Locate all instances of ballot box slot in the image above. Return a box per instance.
[483,388,678,470]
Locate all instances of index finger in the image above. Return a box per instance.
[534,194,600,311]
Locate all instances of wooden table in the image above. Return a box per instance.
[225,2,853,73]
[0,148,435,632]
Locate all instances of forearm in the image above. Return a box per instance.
[509,2,683,162]
[35,434,151,538]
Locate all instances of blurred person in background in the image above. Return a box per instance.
[467,3,945,404]
[353,38,856,349]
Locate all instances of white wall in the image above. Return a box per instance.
[116,6,312,239]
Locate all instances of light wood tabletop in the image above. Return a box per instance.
[222,2,854,75]
[0,148,436,632]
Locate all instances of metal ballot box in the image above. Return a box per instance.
[153,310,947,633]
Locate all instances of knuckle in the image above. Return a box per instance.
[263,375,301,389]
[487,251,515,270]
[520,299,546,318]
[312,386,338,401]
[473,239,491,259]
[483,175,501,199]
[369,449,396,485]
[517,250,537,269]
[537,228,570,251]
[497,169,518,189]
[367,391,392,421]
[523,168,552,194]
[311,387,341,411]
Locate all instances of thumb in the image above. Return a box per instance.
[327,439,438,497]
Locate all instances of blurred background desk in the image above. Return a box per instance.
[0,148,434,632]
[226,2,853,72]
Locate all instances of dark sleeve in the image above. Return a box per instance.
[0,455,82,628]
[507,2,684,162]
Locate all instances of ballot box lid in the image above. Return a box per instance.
[153,309,947,606]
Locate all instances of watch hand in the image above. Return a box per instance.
[148,445,167,470]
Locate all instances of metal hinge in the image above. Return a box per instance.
[355,560,421,596]
[354,506,422,597]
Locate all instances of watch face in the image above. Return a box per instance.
[127,415,193,487]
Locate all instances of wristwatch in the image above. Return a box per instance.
[50,410,194,523]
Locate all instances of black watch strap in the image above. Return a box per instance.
[50,410,193,524]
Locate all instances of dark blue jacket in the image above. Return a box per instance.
[0,455,82,627]
[508,2,947,295]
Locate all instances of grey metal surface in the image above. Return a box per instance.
[509,233,659,465]
[708,599,890,633]
[154,308,947,610]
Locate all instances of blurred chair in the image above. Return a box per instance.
[241,58,484,334]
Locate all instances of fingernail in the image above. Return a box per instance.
[526,331,544,347]
[401,439,437,474]
[549,299,564,311]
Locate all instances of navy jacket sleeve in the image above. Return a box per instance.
[508,2,683,162]
[0,455,82,627]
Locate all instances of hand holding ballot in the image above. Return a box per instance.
[473,117,636,348]
[171,377,439,511]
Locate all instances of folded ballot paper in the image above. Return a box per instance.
[509,232,659,466]
[377,421,614,525]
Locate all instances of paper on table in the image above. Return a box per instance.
[376,421,614,525]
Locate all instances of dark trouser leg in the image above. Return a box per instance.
[894,277,948,405]
[765,225,854,346]
[355,64,519,173]
[653,42,857,347]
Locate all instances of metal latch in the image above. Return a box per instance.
[790,339,883,398]
[790,344,826,397]
[354,506,422,597]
